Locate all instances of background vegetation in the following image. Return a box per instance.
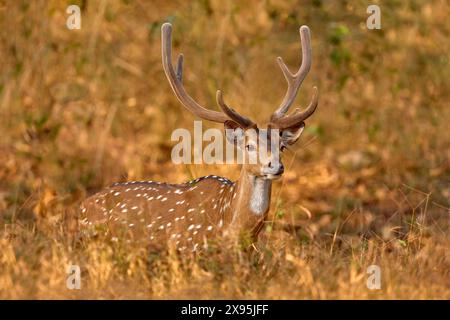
[0,0,449,299]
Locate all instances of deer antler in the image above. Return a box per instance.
[269,26,319,129]
[161,23,254,128]
[216,90,255,128]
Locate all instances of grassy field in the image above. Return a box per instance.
[0,0,449,299]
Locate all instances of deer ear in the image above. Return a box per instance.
[281,122,305,146]
[224,120,245,147]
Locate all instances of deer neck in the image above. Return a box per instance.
[249,176,272,215]
[227,169,272,237]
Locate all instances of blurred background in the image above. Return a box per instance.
[0,0,448,298]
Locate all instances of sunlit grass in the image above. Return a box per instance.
[0,0,449,299]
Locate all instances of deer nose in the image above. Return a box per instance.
[277,164,285,174]
[268,162,284,175]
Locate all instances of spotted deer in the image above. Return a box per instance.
[79,23,319,252]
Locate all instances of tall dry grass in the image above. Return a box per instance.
[0,0,449,299]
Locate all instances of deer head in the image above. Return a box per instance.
[161,23,318,180]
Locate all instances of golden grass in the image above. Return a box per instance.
[0,0,449,299]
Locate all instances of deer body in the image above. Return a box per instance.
[78,22,319,252]
[80,173,270,251]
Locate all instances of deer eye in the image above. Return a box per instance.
[245,144,256,152]
[280,144,287,152]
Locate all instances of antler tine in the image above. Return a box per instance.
[175,53,183,82]
[161,23,229,123]
[269,86,318,129]
[216,90,255,128]
[272,25,312,120]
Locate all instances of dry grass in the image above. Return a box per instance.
[0,0,449,299]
